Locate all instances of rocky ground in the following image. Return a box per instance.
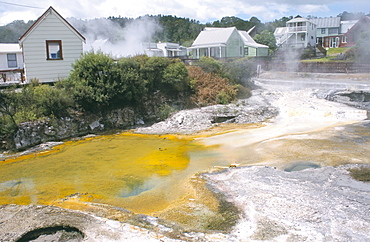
[1,71,370,241]
[135,93,278,135]
[203,164,370,241]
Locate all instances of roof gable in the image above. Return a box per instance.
[19,6,85,44]
[192,27,238,47]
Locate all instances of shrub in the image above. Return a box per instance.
[188,66,237,107]
[197,56,222,74]
[65,51,116,111]
[162,59,190,93]
[142,56,171,91]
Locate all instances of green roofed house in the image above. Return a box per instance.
[19,6,85,83]
[188,27,269,59]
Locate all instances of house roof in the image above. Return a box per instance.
[191,27,237,47]
[347,16,370,34]
[287,17,310,23]
[0,43,22,53]
[274,27,289,36]
[340,20,358,34]
[19,6,85,44]
[238,31,268,48]
[310,17,341,28]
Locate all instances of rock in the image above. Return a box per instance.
[136,94,278,135]
[0,205,182,242]
[203,164,370,241]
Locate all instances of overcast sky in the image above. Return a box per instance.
[0,0,369,25]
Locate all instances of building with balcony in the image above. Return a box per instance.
[274,17,316,49]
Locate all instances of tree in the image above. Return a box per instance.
[253,30,277,52]
[0,20,34,43]
[337,11,365,21]
[65,51,124,111]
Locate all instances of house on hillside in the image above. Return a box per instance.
[345,16,370,47]
[0,43,24,83]
[274,17,316,49]
[188,27,268,59]
[19,6,85,83]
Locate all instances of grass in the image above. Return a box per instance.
[301,47,352,63]
[327,47,350,56]
[348,167,370,182]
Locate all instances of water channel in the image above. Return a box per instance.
[1,80,370,229]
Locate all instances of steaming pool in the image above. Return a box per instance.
[1,119,370,223]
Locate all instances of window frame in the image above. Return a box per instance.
[46,40,63,60]
[7,53,17,68]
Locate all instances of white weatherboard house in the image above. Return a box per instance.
[0,43,24,82]
[19,6,85,83]
[189,27,268,59]
[274,17,316,49]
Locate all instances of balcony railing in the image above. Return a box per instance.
[288,26,307,33]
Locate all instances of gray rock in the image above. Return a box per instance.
[203,164,370,241]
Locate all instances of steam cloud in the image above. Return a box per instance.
[68,17,162,58]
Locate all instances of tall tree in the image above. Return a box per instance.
[253,30,277,52]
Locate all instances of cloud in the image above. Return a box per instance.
[0,10,39,25]
[0,0,369,25]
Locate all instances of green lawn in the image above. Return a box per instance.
[302,47,352,62]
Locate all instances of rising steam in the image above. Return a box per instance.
[68,16,162,58]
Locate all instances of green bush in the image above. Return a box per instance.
[197,56,222,74]
[66,51,118,111]
[0,82,74,138]
[64,53,190,112]
[142,56,171,91]
[163,59,190,93]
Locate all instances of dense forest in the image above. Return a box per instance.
[0,11,368,45]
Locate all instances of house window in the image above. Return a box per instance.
[328,28,338,35]
[46,40,63,60]
[321,29,326,34]
[342,35,347,43]
[244,47,249,56]
[7,53,17,68]
[301,34,305,41]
